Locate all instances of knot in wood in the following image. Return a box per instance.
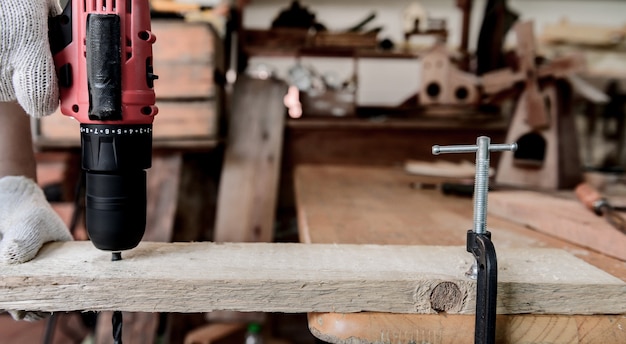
[430,281,462,313]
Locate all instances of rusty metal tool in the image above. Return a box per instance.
[575,182,626,234]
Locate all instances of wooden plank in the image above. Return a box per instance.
[145,153,183,242]
[153,63,214,99]
[0,242,624,315]
[151,19,215,99]
[153,101,217,140]
[294,164,498,246]
[284,118,508,166]
[489,190,626,262]
[183,323,246,344]
[309,312,626,344]
[212,76,286,324]
[293,165,626,277]
[281,120,507,212]
[214,76,287,243]
[540,19,626,46]
[293,165,626,343]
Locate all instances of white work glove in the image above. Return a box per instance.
[0,0,62,117]
[0,176,73,264]
[0,176,73,321]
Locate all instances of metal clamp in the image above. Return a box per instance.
[432,136,517,344]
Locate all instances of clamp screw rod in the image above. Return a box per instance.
[474,137,491,234]
[431,137,517,234]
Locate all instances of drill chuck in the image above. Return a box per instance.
[81,124,152,251]
[86,171,146,251]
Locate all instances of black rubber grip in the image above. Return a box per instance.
[86,14,122,121]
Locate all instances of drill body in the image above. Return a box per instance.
[50,0,158,251]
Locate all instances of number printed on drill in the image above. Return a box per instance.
[80,127,152,135]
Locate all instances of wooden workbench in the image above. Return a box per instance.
[294,164,626,344]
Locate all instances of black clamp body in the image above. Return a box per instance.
[467,230,497,344]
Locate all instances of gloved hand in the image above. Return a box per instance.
[0,176,73,321]
[0,0,61,117]
[0,176,73,264]
[0,0,71,322]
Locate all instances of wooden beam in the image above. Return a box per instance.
[0,242,624,315]
[214,76,287,243]
[489,190,626,261]
[308,313,626,344]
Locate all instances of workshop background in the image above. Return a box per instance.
[3,0,626,343]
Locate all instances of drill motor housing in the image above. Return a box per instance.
[50,0,158,251]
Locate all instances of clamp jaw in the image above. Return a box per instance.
[432,136,517,344]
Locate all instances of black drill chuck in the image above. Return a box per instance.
[81,124,152,251]
[86,171,146,251]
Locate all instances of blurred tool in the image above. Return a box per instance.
[346,12,377,33]
[476,0,518,75]
[405,160,494,179]
[456,0,473,70]
[575,182,626,234]
[411,181,483,197]
[50,0,158,255]
[271,1,325,31]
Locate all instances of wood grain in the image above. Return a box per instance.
[293,165,626,277]
[293,165,626,343]
[153,101,217,140]
[214,76,287,243]
[151,20,215,99]
[309,313,626,344]
[0,242,624,315]
[489,190,626,261]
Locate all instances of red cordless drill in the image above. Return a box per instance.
[49,0,158,253]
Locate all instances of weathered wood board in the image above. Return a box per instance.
[293,165,626,343]
[0,242,624,315]
[489,190,626,261]
[214,76,287,243]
